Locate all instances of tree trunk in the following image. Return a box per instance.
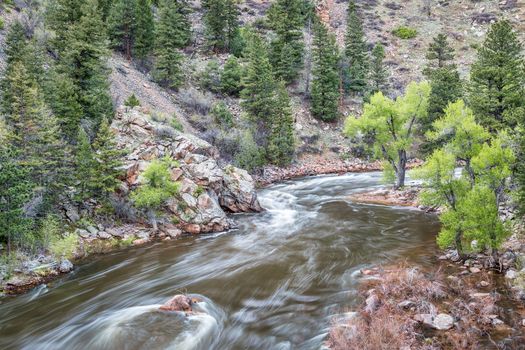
[455,229,465,260]
[465,158,475,187]
[395,150,407,189]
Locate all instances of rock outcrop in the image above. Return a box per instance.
[112,107,261,235]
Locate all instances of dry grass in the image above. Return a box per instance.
[327,265,504,350]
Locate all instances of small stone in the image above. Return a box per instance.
[97,232,112,240]
[76,229,91,239]
[505,269,518,279]
[414,313,434,328]
[470,267,481,273]
[433,313,454,330]
[491,318,504,326]
[398,300,415,309]
[132,238,148,246]
[365,294,380,313]
[58,259,74,273]
[480,281,490,287]
[438,255,448,260]
[521,319,525,327]
[470,292,490,299]
[86,226,98,235]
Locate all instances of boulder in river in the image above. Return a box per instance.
[159,295,194,312]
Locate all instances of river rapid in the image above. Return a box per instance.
[0,172,441,350]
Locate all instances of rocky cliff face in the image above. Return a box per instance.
[112,107,262,236]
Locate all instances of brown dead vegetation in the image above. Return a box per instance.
[327,266,508,350]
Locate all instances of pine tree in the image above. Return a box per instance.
[220,55,242,96]
[153,0,192,89]
[311,19,340,122]
[344,0,369,94]
[368,43,388,95]
[61,0,114,128]
[134,0,155,59]
[45,69,83,142]
[203,0,239,52]
[268,82,295,166]
[469,20,525,132]
[268,0,304,83]
[75,127,96,201]
[241,30,277,145]
[0,146,35,255]
[107,0,137,60]
[425,33,455,71]
[91,117,124,199]
[420,33,463,155]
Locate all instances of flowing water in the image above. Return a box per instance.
[0,172,441,350]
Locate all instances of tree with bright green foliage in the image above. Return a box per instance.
[469,20,525,132]
[235,130,265,172]
[211,101,234,128]
[344,0,369,94]
[421,33,463,155]
[268,0,305,84]
[368,43,388,95]
[426,100,489,185]
[414,110,514,258]
[131,158,180,231]
[220,55,243,96]
[311,19,340,121]
[345,81,430,189]
[153,0,192,89]
[267,82,295,166]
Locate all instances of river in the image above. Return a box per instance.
[0,172,441,350]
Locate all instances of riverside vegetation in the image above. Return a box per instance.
[1,0,525,348]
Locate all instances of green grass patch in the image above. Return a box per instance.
[392,26,417,39]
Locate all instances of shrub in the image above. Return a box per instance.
[392,26,417,39]
[235,130,265,172]
[154,126,177,139]
[0,18,4,31]
[211,102,234,128]
[124,94,141,108]
[49,234,79,260]
[220,56,243,96]
[39,214,61,251]
[170,116,184,131]
[151,111,169,124]
[178,87,213,115]
[199,60,222,93]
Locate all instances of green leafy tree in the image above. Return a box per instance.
[268,0,304,83]
[344,0,368,94]
[345,81,430,189]
[424,33,455,72]
[0,147,35,255]
[134,0,155,59]
[203,0,240,52]
[220,55,242,96]
[235,130,265,172]
[426,100,489,185]
[469,20,525,132]
[125,94,141,108]
[311,19,340,122]
[267,82,295,166]
[91,117,124,200]
[46,0,85,56]
[131,158,180,231]
[153,0,192,89]
[368,43,388,95]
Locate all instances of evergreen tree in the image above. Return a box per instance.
[469,20,525,132]
[45,69,83,142]
[268,0,304,83]
[420,33,463,155]
[153,0,192,89]
[344,0,369,94]
[425,33,455,71]
[0,146,34,255]
[268,82,295,166]
[203,0,239,52]
[220,55,242,96]
[134,0,155,59]
[241,30,277,144]
[368,43,388,95]
[107,0,137,60]
[311,19,340,122]
[61,0,114,129]
[91,117,124,199]
[46,0,85,56]
[75,127,97,201]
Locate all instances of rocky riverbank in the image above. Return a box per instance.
[255,159,424,187]
[327,262,525,350]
